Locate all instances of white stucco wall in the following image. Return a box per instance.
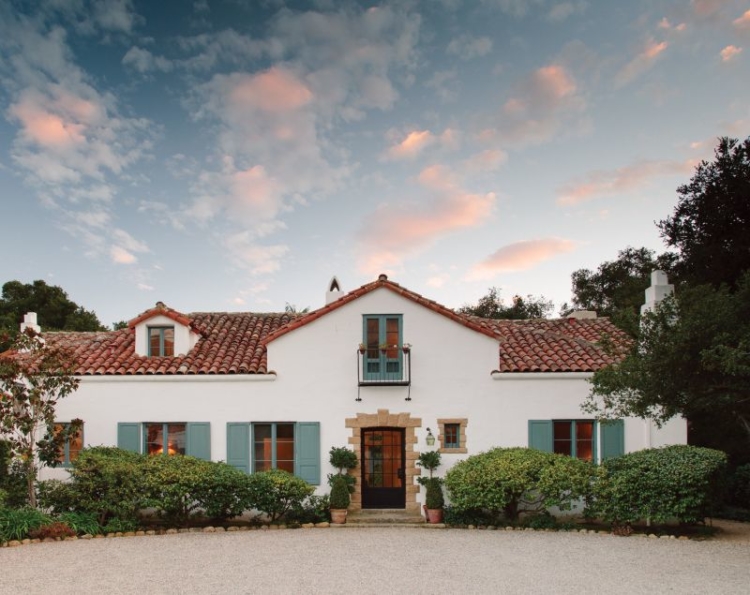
[42,287,688,502]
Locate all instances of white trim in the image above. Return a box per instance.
[491,372,593,380]
[79,374,277,384]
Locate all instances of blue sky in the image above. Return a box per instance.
[1,0,748,327]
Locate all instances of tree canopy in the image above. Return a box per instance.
[563,247,678,335]
[659,136,750,289]
[458,287,553,320]
[0,280,106,337]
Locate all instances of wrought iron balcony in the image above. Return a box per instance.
[357,345,411,387]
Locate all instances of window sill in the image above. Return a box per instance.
[439,447,467,454]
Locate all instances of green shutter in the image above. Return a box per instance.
[186,423,211,460]
[226,423,250,473]
[295,422,320,485]
[600,419,625,460]
[117,423,141,453]
[528,420,553,452]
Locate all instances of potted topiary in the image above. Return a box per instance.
[329,474,350,524]
[417,450,443,522]
[424,478,445,524]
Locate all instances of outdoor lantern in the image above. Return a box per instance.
[425,428,435,446]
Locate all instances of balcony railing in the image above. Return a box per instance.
[357,346,411,387]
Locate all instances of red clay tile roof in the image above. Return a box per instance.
[40,276,631,376]
[45,312,296,376]
[127,302,195,330]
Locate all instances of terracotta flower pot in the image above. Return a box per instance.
[426,508,443,524]
[330,509,348,524]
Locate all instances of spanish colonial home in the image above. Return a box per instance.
[36,273,685,514]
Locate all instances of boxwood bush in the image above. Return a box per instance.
[247,469,315,522]
[591,445,727,525]
[444,447,596,522]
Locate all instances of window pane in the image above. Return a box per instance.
[53,423,65,463]
[366,319,379,358]
[254,424,271,471]
[167,423,186,455]
[576,421,593,440]
[576,421,594,461]
[553,421,572,456]
[163,328,174,357]
[276,424,294,470]
[149,329,161,356]
[445,424,460,448]
[69,426,83,462]
[554,422,571,440]
[146,424,165,455]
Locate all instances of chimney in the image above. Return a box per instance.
[20,312,41,334]
[641,270,674,316]
[326,276,343,305]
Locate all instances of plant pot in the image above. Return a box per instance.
[426,508,443,524]
[330,509,348,524]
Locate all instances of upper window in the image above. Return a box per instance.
[145,422,186,455]
[253,422,294,473]
[54,423,83,466]
[148,326,174,356]
[363,315,403,381]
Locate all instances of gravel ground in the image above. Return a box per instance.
[1,527,748,595]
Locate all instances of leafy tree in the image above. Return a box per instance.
[561,247,678,335]
[584,273,750,458]
[111,321,128,330]
[0,331,81,507]
[659,136,750,289]
[0,280,106,337]
[458,288,553,319]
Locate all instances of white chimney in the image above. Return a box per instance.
[20,312,41,334]
[641,270,674,316]
[326,276,343,305]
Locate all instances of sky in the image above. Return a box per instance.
[0,0,748,328]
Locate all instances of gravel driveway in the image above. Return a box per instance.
[2,527,748,595]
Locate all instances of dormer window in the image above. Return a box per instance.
[149,326,175,357]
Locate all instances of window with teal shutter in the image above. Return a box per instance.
[227,423,250,473]
[117,423,141,453]
[117,422,210,458]
[186,423,211,460]
[295,422,320,485]
[528,420,553,452]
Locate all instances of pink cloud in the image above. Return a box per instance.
[110,245,137,265]
[467,238,576,280]
[721,45,742,61]
[463,149,508,173]
[385,130,436,159]
[557,159,695,206]
[734,9,750,30]
[228,68,313,113]
[616,40,668,87]
[357,165,496,274]
[482,64,583,146]
[658,18,687,31]
[692,0,726,18]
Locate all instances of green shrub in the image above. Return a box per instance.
[444,447,596,522]
[329,474,350,510]
[286,494,331,525]
[0,507,52,542]
[726,464,750,509]
[0,445,29,509]
[101,518,138,533]
[443,505,495,527]
[37,480,79,514]
[425,478,444,509]
[57,511,101,535]
[591,445,727,525]
[194,462,254,522]
[247,469,315,522]
[327,447,357,493]
[67,447,149,525]
[521,512,559,530]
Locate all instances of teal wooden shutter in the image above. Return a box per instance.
[186,423,211,460]
[226,423,250,473]
[117,423,141,453]
[600,419,624,460]
[528,420,553,452]
[295,422,320,485]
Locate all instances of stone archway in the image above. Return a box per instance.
[345,409,421,513]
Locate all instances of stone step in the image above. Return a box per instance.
[346,509,426,526]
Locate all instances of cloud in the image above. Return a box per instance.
[467,238,576,280]
[547,2,587,22]
[657,18,687,31]
[615,39,668,87]
[691,0,726,18]
[357,165,496,274]
[446,35,493,60]
[720,45,742,61]
[384,130,436,160]
[463,149,508,173]
[557,159,695,206]
[734,10,750,30]
[480,0,545,17]
[110,245,137,264]
[122,47,174,73]
[481,64,584,146]
[223,232,289,275]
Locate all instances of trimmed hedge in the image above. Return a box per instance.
[591,445,727,525]
[246,469,315,522]
[444,447,596,522]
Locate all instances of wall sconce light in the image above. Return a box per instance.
[425,428,435,446]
